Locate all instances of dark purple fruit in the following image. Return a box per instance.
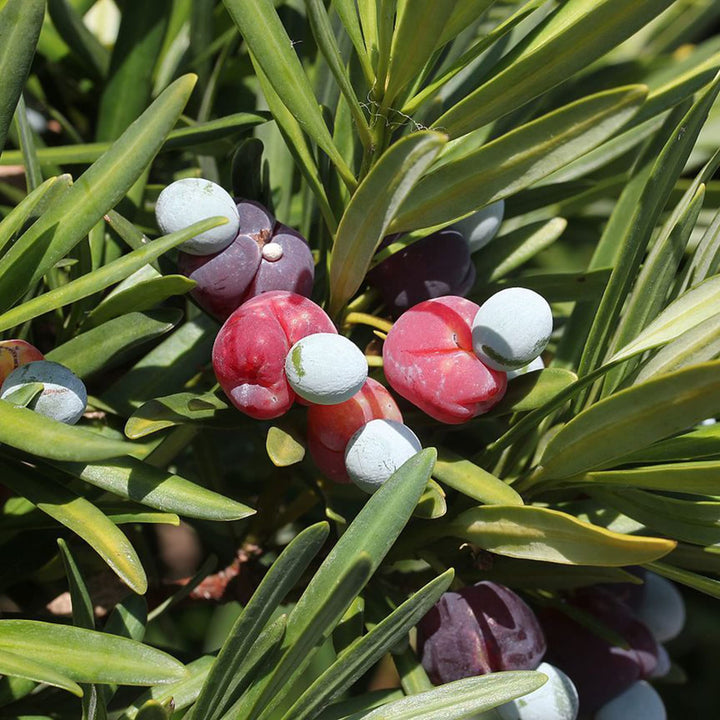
[540,587,660,714]
[368,229,475,316]
[417,581,546,685]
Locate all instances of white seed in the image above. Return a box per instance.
[595,681,666,720]
[506,355,545,380]
[452,200,504,253]
[285,333,367,405]
[344,419,422,494]
[1,360,87,425]
[472,287,552,371]
[636,573,685,643]
[497,663,578,720]
[261,242,284,261]
[155,178,240,255]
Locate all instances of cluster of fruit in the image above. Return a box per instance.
[0,340,87,424]
[159,179,550,489]
[418,571,683,719]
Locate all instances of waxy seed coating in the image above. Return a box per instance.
[497,662,578,720]
[472,287,552,371]
[344,419,421,493]
[285,333,367,405]
[1,360,87,425]
[453,199,504,253]
[155,178,240,255]
[595,681,666,720]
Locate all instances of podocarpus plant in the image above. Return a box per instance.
[1,0,720,718]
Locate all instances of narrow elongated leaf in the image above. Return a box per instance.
[46,310,182,379]
[578,461,720,497]
[0,217,222,333]
[434,0,674,136]
[54,457,254,521]
[0,114,270,167]
[0,400,135,461]
[0,0,45,153]
[0,460,147,593]
[85,275,195,328]
[491,369,578,416]
[577,76,720,380]
[361,672,547,719]
[392,87,645,234]
[595,489,720,546]
[281,570,454,720]
[58,539,94,630]
[118,656,213,720]
[329,132,446,315]
[538,362,720,481]
[434,450,523,506]
[437,0,497,48]
[647,561,720,600]
[192,523,329,720]
[448,505,675,566]
[223,0,355,188]
[247,450,437,720]
[609,253,720,365]
[331,0,373,82]
[0,74,196,312]
[96,0,172,141]
[0,648,82,697]
[0,621,186,685]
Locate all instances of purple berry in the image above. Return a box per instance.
[417,581,546,685]
[245,224,314,299]
[368,229,476,316]
[540,587,660,714]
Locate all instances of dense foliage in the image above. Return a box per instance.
[1,0,720,718]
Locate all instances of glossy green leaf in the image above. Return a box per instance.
[0,620,186,685]
[118,656,214,720]
[434,449,523,506]
[96,0,172,141]
[58,539,94,630]
[0,460,147,593]
[392,87,645,234]
[0,400,135,461]
[414,479,447,520]
[46,309,182,379]
[537,362,720,481]
[281,570,454,720]
[246,450,437,720]
[54,456,254,521]
[135,701,172,720]
[0,74,196,312]
[632,315,720,385]
[223,0,355,188]
[595,488,720,546]
[101,314,217,415]
[476,218,567,283]
[331,0,373,83]
[125,390,236,438]
[85,275,195,328]
[13,95,42,191]
[0,175,70,254]
[192,523,329,720]
[329,132,446,315]
[361,672,547,719]
[434,0,674,137]
[0,0,44,153]
[491,369,578,416]
[0,648,82,697]
[0,114,270,167]
[448,505,676,566]
[577,76,720,381]
[610,269,720,365]
[578,461,720,497]
[436,0,498,48]
[3,382,44,408]
[0,217,222,333]
[647,561,720,600]
[47,0,109,78]
[266,425,306,467]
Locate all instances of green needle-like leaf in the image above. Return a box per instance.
[0,0,44,153]
[0,621,187,686]
[329,132,446,315]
